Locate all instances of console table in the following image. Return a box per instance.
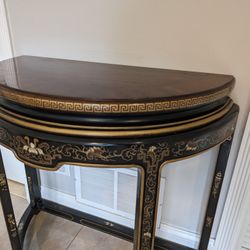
[0,56,238,250]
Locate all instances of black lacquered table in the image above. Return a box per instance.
[0,56,238,250]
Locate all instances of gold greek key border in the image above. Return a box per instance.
[0,100,233,138]
[0,86,232,114]
[0,99,231,131]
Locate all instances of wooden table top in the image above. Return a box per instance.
[0,56,234,114]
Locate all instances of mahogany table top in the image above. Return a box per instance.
[0,56,234,114]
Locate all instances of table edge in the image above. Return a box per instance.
[0,82,234,114]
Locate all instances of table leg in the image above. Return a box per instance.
[24,165,41,210]
[0,150,21,250]
[199,136,234,250]
[134,168,144,250]
[135,166,160,250]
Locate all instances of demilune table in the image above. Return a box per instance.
[0,56,238,250]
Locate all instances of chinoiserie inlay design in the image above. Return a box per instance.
[7,214,17,238]
[205,216,213,228]
[143,232,152,238]
[0,173,7,186]
[0,87,232,114]
[0,119,235,250]
[212,172,223,199]
[0,173,7,191]
[23,137,44,155]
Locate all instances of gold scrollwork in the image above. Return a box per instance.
[205,216,213,228]
[137,144,170,249]
[7,214,17,238]
[0,119,236,250]
[212,172,223,199]
[0,173,8,191]
[185,144,198,151]
[143,232,152,238]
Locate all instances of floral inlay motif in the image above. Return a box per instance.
[23,136,44,155]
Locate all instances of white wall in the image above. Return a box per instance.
[3,0,250,246]
[5,0,250,152]
[0,0,12,60]
[0,0,26,184]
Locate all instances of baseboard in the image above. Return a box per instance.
[41,185,215,249]
[41,185,134,228]
[8,179,26,199]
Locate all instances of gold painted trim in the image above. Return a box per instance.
[212,171,223,199]
[205,216,213,228]
[0,101,233,138]
[7,214,18,238]
[0,140,144,250]
[0,173,8,191]
[0,132,234,250]
[0,173,7,187]
[150,134,233,250]
[0,85,232,114]
[0,99,231,131]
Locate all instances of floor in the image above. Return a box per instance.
[0,181,132,250]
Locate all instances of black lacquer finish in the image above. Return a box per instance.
[0,105,238,250]
[18,205,36,247]
[198,137,234,250]
[0,96,230,127]
[0,152,21,250]
[0,56,239,250]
